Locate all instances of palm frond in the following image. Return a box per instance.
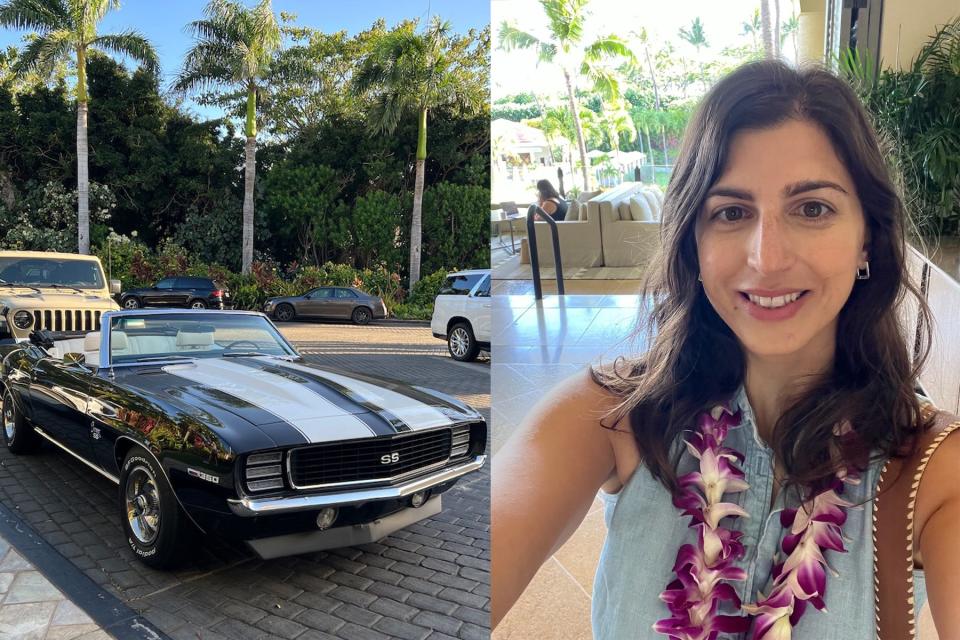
[583,35,634,64]
[0,0,71,32]
[11,28,72,79]
[90,30,159,73]
[497,22,539,52]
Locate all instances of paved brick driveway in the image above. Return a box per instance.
[0,321,490,639]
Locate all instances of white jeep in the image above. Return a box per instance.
[0,251,121,343]
[430,269,491,362]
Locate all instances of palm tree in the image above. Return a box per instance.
[782,14,800,61]
[760,0,776,58]
[742,8,761,53]
[498,0,633,191]
[678,17,709,56]
[174,0,281,275]
[354,18,487,287]
[0,0,157,254]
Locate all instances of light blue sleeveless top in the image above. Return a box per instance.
[593,385,928,639]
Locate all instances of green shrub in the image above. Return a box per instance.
[391,303,434,320]
[406,268,456,308]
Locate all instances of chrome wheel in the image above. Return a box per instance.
[125,465,161,545]
[276,304,294,322]
[123,298,140,309]
[352,308,370,325]
[449,327,470,358]
[190,300,207,309]
[3,398,14,441]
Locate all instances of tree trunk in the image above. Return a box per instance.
[242,136,256,274]
[774,0,781,57]
[563,68,590,191]
[77,100,90,254]
[760,0,775,59]
[660,125,669,166]
[644,45,661,111]
[409,107,427,288]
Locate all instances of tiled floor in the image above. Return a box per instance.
[0,535,107,639]
[492,294,644,640]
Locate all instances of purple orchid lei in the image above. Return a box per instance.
[654,403,859,640]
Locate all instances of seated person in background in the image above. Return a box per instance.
[535,179,568,221]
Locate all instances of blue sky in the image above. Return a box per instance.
[0,0,489,118]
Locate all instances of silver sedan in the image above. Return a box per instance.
[263,287,388,325]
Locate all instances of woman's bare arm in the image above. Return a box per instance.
[916,427,960,638]
[491,368,620,628]
[540,199,558,216]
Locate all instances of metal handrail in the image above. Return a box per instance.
[526,205,565,300]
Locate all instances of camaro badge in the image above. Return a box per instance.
[380,452,400,464]
[187,468,220,484]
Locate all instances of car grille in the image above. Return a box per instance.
[28,309,102,332]
[288,425,472,489]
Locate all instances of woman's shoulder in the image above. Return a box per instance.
[911,408,960,539]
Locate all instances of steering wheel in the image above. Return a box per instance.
[223,340,260,350]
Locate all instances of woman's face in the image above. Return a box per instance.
[694,119,869,362]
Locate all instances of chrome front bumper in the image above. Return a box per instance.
[227,455,485,516]
[246,496,442,559]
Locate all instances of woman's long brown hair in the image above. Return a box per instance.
[594,60,934,500]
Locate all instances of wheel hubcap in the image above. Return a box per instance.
[124,299,138,308]
[279,308,292,320]
[3,400,14,440]
[191,302,204,309]
[450,328,469,357]
[357,310,368,322]
[125,466,160,545]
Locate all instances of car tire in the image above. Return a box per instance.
[448,322,480,362]
[351,307,372,325]
[119,446,193,569]
[275,304,295,322]
[122,296,141,309]
[189,299,207,310]
[2,390,40,454]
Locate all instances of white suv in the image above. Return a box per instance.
[430,269,491,362]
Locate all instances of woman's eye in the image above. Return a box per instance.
[714,206,745,222]
[801,202,827,218]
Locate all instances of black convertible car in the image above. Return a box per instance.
[0,310,486,568]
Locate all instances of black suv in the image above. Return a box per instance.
[120,276,231,310]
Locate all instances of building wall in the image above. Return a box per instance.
[797,0,827,65]
[879,0,958,70]
[796,0,957,69]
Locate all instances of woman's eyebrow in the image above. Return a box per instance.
[705,180,850,200]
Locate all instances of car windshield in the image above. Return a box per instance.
[109,313,297,364]
[0,257,105,289]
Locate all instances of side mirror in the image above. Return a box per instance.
[63,352,86,366]
[109,279,121,295]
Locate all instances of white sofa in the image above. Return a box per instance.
[598,183,664,268]
[526,189,604,268]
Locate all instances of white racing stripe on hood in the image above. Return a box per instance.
[275,360,454,431]
[162,359,375,442]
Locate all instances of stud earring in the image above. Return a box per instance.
[856,261,870,280]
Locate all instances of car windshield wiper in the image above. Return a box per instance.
[0,282,41,292]
[222,351,271,357]
[43,283,85,293]
[133,355,195,362]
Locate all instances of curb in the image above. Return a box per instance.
[0,501,169,640]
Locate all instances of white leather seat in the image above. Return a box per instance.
[83,331,101,365]
[176,331,214,350]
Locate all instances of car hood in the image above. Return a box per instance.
[2,290,118,310]
[114,356,480,450]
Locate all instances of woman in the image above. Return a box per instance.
[536,179,569,221]
[492,60,960,638]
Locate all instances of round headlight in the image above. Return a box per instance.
[13,311,32,330]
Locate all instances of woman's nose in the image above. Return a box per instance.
[746,215,794,275]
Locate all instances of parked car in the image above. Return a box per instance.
[0,251,120,345]
[120,276,230,310]
[431,269,491,362]
[263,287,387,325]
[0,309,486,568]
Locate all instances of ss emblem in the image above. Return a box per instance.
[380,452,400,464]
